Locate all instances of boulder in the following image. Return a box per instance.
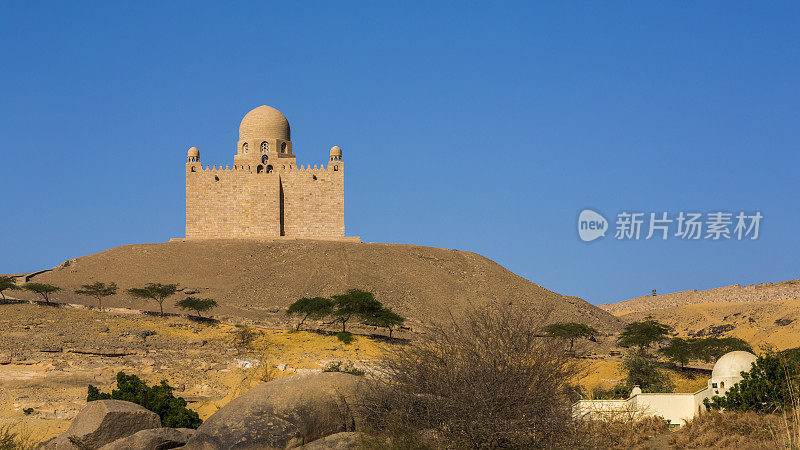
[185,372,363,449]
[98,427,194,449]
[37,400,161,449]
[302,432,364,449]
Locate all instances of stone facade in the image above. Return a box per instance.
[185,106,348,240]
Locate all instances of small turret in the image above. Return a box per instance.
[329,146,342,172]
[329,146,342,162]
[188,147,200,163]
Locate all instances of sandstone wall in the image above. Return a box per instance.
[185,163,343,239]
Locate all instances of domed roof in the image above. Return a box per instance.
[239,105,290,141]
[188,146,200,157]
[712,351,757,379]
[330,146,342,156]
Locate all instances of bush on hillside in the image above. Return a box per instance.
[359,303,584,448]
[323,360,365,376]
[336,331,355,345]
[87,371,202,429]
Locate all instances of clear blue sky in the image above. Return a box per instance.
[1,2,798,305]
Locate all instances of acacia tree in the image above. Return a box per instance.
[175,297,218,318]
[660,337,693,368]
[692,337,752,362]
[74,282,117,311]
[622,350,675,393]
[331,289,382,333]
[285,297,333,331]
[542,322,598,356]
[126,283,178,316]
[617,317,672,355]
[362,306,405,338]
[23,283,61,304]
[0,276,20,302]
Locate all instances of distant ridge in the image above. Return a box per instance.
[5,240,622,332]
[601,279,800,314]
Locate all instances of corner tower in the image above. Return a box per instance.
[185,105,351,241]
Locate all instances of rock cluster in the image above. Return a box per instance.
[37,372,364,449]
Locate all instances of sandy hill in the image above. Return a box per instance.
[5,240,621,332]
[600,279,800,314]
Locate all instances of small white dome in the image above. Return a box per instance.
[712,351,757,379]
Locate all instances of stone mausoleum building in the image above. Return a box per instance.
[185,105,356,241]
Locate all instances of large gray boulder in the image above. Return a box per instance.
[98,427,194,449]
[185,372,363,449]
[37,400,161,449]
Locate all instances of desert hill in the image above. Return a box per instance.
[615,299,800,351]
[6,239,621,332]
[602,279,800,350]
[600,279,800,314]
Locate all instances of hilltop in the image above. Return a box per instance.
[600,279,800,314]
[5,239,621,332]
[602,279,800,350]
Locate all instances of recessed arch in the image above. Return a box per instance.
[256,165,264,174]
[266,165,274,173]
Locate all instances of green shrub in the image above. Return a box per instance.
[323,361,365,376]
[336,331,355,345]
[622,351,674,393]
[704,354,793,413]
[87,371,202,429]
[591,384,632,399]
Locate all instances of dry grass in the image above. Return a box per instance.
[581,416,669,449]
[0,423,37,450]
[360,303,585,448]
[668,411,781,449]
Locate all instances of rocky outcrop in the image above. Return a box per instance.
[185,372,363,449]
[37,400,161,449]
[98,427,194,449]
[302,432,364,449]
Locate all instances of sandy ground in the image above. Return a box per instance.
[0,303,386,443]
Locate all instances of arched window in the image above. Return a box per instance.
[266,165,273,173]
[242,142,249,154]
[281,142,287,153]
[256,165,263,174]
[333,165,339,171]
[261,141,269,152]
[190,167,196,172]
[261,154,268,164]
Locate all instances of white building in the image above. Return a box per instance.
[573,351,757,426]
